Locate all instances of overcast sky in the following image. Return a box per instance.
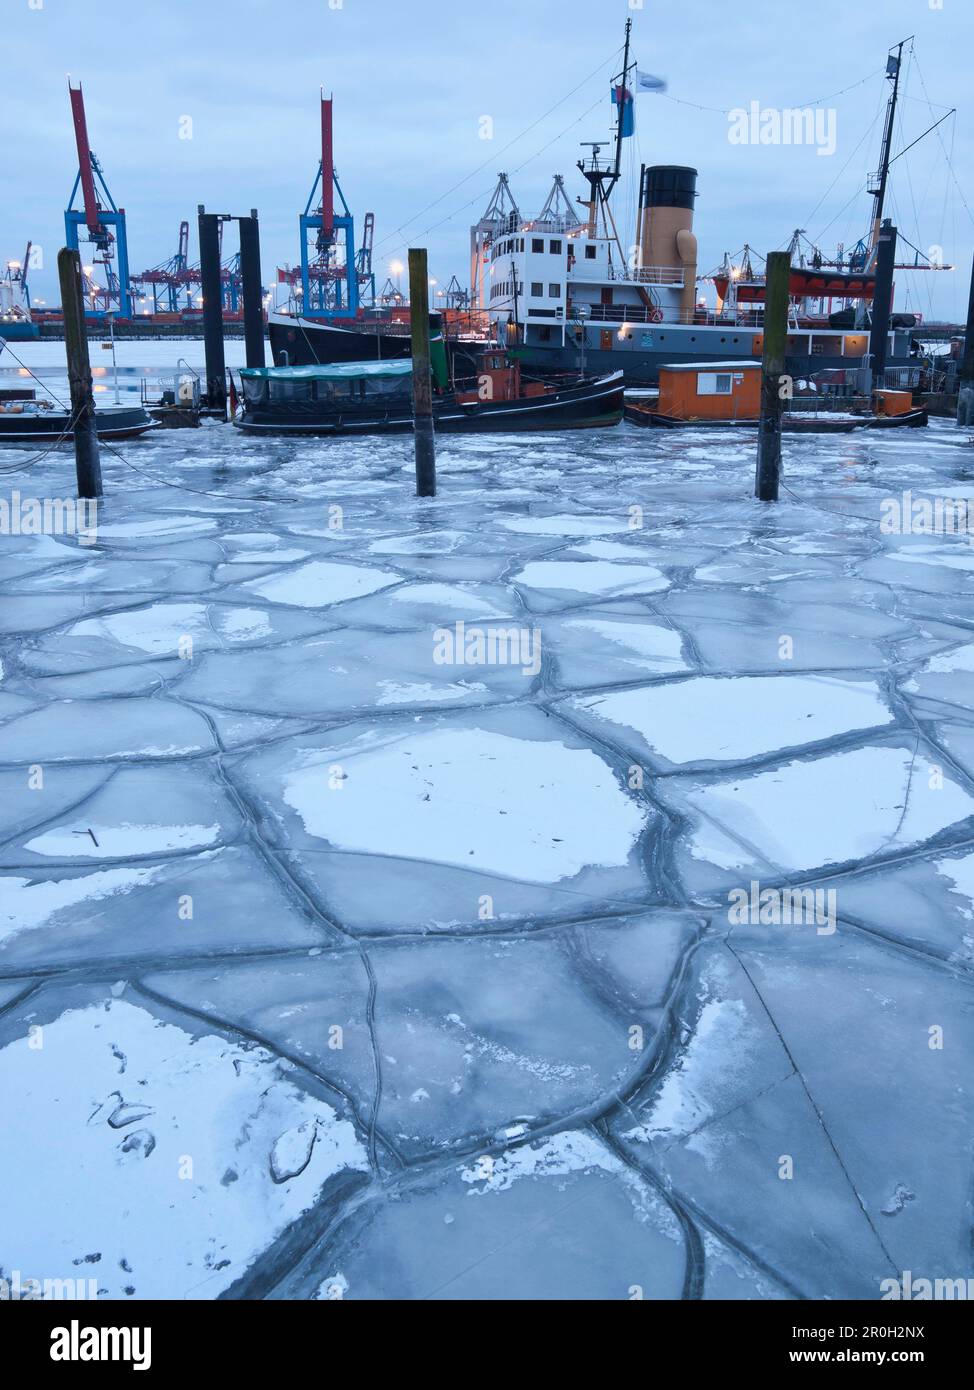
[3,0,971,321]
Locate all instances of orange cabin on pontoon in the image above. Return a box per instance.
[657,361,761,421]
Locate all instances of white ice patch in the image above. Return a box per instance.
[500,515,629,536]
[94,518,218,539]
[914,644,974,675]
[214,608,272,640]
[559,617,687,672]
[70,603,209,655]
[375,680,489,706]
[280,726,645,881]
[24,822,220,859]
[682,744,974,873]
[388,583,507,615]
[0,865,168,943]
[626,999,752,1147]
[933,853,974,919]
[0,1000,368,1299]
[574,676,892,765]
[460,1130,622,1193]
[243,560,399,608]
[513,559,668,597]
[228,548,310,565]
[369,531,468,555]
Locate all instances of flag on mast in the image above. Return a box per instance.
[611,82,635,137]
[634,68,667,92]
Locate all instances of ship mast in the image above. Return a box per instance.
[576,17,633,239]
[867,38,910,265]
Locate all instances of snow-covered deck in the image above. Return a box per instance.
[1,415,973,1299]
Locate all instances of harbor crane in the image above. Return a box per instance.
[278,94,360,318]
[64,81,131,317]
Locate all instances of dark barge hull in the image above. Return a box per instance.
[0,406,158,444]
[625,406,928,431]
[236,374,624,437]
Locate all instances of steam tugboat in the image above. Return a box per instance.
[473,29,938,386]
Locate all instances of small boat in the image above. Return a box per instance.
[234,355,624,437]
[0,391,158,443]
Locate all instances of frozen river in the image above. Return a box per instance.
[0,406,973,1300]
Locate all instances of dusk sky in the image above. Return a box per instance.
[3,0,971,321]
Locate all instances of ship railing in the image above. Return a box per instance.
[878,366,922,390]
[576,304,752,328]
[599,264,685,285]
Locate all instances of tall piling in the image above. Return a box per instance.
[56,247,102,498]
[868,219,898,390]
[958,251,974,426]
[408,248,436,497]
[239,209,265,369]
[198,206,227,414]
[754,250,790,503]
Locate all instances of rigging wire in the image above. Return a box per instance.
[370,44,624,258]
[912,52,974,229]
[656,66,884,117]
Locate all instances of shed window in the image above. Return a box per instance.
[697,372,733,396]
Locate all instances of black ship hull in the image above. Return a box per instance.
[236,372,624,437]
[267,312,489,373]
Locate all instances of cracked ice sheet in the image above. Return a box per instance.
[0,844,329,971]
[271,1126,785,1300]
[614,946,897,1299]
[144,915,691,1161]
[241,558,401,608]
[232,706,654,930]
[174,628,528,717]
[280,725,639,880]
[0,698,216,763]
[660,740,974,888]
[0,994,368,1299]
[1,762,240,866]
[727,931,974,1285]
[543,611,691,687]
[566,674,894,769]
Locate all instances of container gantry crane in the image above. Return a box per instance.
[64,81,131,317]
[294,93,360,318]
[132,221,193,315]
[356,211,375,306]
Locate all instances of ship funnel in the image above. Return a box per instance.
[639,165,698,319]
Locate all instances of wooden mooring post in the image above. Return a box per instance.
[408,247,436,497]
[56,247,102,499]
[754,250,790,502]
[958,251,974,427]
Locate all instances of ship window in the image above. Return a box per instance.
[585,245,597,259]
[531,282,543,297]
[550,240,562,254]
[242,378,267,404]
[532,239,544,253]
[268,377,312,402]
[548,283,561,298]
